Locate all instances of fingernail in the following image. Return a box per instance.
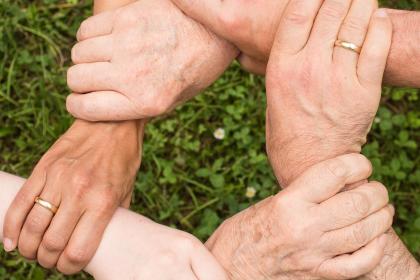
[375,9,388,18]
[3,238,14,252]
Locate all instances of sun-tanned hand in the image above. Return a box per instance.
[205,1,417,279]
[66,0,237,121]
[264,0,420,279]
[207,154,393,280]
[3,120,143,274]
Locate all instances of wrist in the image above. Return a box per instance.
[268,134,362,187]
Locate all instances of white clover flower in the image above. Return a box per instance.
[245,187,257,198]
[214,128,225,140]
[374,117,381,124]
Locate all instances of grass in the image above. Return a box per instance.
[0,0,419,279]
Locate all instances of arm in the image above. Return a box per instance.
[172,0,420,87]
[264,2,419,279]
[0,172,227,280]
[2,0,146,274]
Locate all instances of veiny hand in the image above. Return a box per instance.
[265,0,392,186]
[3,120,142,274]
[207,154,394,280]
[87,209,227,280]
[66,0,237,121]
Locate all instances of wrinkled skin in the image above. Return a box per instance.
[172,0,420,87]
[207,154,393,280]
[206,1,396,279]
[265,0,392,186]
[66,0,237,121]
[3,120,143,274]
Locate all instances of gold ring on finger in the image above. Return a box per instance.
[34,197,58,215]
[334,40,362,54]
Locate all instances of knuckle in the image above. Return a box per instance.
[71,175,91,199]
[349,191,370,217]
[325,158,347,179]
[219,9,244,32]
[64,247,90,265]
[26,214,46,234]
[341,17,366,35]
[320,0,347,20]
[174,233,198,252]
[43,234,67,252]
[368,181,389,204]
[351,222,370,245]
[14,191,34,210]
[95,190,118,214]
[139,95,171,117]
[283,6,311,26]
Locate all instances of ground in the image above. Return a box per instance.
[0,0,419,279]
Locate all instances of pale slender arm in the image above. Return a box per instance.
[0,171,139,278]
[0,171,227,280]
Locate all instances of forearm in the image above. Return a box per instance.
[383,9,420,87]
[173,1,420,87]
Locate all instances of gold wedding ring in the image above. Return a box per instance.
[334,40,362,54]
[35,197,58,214]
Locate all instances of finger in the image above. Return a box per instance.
[76,11,115,41]
[357,9,392,87]
[66,92,138,121]
[37,201,82,269]
[287,154,372,203]
[3,166,46,252]
[271,0,323,55]
[71,35,113,64]
[237,54,267,75]
[57,209,114,274]
[322,204,394,255]
[191,243,228,280]
[317,234,388,279]
[18,183,61,260]
[318,181,389,230]
[66,62,117,93]
[308,0,352,56]
[334,0,377,70]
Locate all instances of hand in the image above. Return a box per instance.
[171,0,285,74]
[265,0,392,186]
[86,209,227,280]
[207,154,394,279]
[173,1,420,87]
[66,0,237,121]
[3,120,143,274]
